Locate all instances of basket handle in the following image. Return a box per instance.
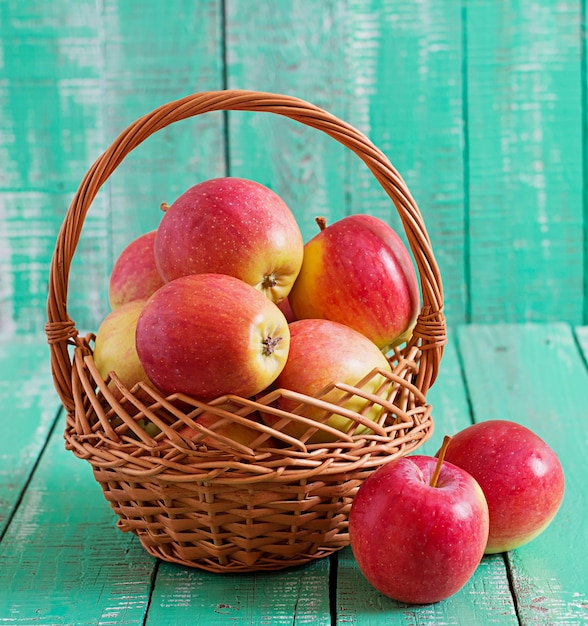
[46,89,446,412]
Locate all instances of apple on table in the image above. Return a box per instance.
[440,419,565,553]
[349,437,489,605]
[155,177,304,304]
[288,214,420,351]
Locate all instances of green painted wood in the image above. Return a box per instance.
[465,2,584,324]
[102,0,225,289]
[225,0,466,326]
[0,338,60,535]
[224,0,349,240]
[334,338,519,623]
[147,558,331,625]
[3,1,588,336]
[337,548,518,625]
[0,1,108,336]
[575,326,588,360]
[457,323,588,623]
[343,0,467,326]
[0,414,157,624]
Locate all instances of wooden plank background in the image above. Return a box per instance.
[0,0,586,337]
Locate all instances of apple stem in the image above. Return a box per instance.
[430,435,452,488]
[160,201,170,212]
[261,274,278,290]
[315,216,327,231]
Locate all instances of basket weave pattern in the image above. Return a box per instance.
[46,90,446,573]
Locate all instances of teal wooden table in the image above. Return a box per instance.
[1,323,586,625]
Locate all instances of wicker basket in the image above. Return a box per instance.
[45,90,446,573]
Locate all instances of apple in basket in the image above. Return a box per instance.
[288,214,420,350]
[261,318,392,444]
[135,273,290,399]
[93,300,153,399]
[108,230,165,309]
[349,437,489,604]
[154,177,304,304]
[174,407,279,452]
[440,420,565,554]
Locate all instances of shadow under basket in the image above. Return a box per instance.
[45,90,447,573]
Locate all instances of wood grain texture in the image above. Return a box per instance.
[336,547,518,625]
[457,323,588,624]
[0,0,108,335]
[465,1,584,324]
[334,338,519,624]
[101,0,225,281]
[344,0,466,325]
[3,1,588,335]
[147,558,331,625]
[0,414,156,624]
[224,0,350,240]
[0,338,60,535]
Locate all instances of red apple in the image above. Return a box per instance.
[277,296,296,323]
[440,420,565,554]
[109,230,165,309]
[288,214,420,350]
[266,318,392,443]
[154,177,304,303]
[93,300,153,398]
[135,273,290,399]
[349,442,489,604]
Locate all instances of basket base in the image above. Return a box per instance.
[137,533,345,573]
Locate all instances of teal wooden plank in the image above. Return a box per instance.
[344,0,466,327]
[0,1,108,336]
[0,338,60,534]
[465,2,584,323]
[457,323,588,623]
[335,338,518,623]
[0,415,157,624]
[575,326,588,359]
[337,547,517,625]
[224,0,349,240]
[102,0,226,279]
[147,558,331,625]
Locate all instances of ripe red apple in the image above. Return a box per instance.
[440,420,565,554]
[109,230,165,309]
[277,296,296,323]
[349,440,489,604]
[288,214,420,350]
[93,300,153,398]
[154,177,304,303]
[266,318,392,443]
[135,273,290,399]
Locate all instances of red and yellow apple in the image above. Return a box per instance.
[265,318,392,443]
[93,299,152,397]
[288,214,420,350]
[349,446,489,604]
[154,177,304,303]
[441,420,565,553]
[135,273,290,400]
[109,230,165,309]
[277,296,296,323]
